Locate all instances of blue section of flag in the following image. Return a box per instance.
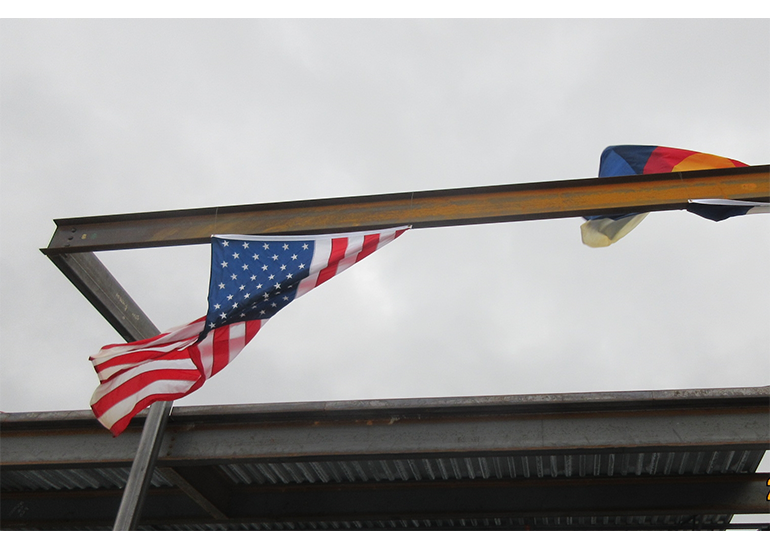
[685,202,754,221]
[585,146,656,221]
[203,236,316,335]
[598,145,655,177]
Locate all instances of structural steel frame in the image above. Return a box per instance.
[2,387,769,529]
[33,165,770,529]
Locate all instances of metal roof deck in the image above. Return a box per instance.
[2,386,768,530]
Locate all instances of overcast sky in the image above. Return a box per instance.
[1,19,768,422]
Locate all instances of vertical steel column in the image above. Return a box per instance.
[112,401,173,530]
[46,251,171,530]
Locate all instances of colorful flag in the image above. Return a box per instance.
[581,145,768,247]
[89,226,409,436]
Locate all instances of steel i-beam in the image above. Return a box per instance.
[42,165,770,255]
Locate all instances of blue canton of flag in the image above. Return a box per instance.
[204,236,315,335]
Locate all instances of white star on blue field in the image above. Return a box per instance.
[204,237,315,333]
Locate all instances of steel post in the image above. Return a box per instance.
[45,251,169,530]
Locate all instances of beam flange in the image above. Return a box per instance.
[3,388,767,467]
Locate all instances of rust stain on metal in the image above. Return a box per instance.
[42,165,769,254]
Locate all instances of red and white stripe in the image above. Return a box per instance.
[89,226,408,436]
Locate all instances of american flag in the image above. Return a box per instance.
[89,226,409,436]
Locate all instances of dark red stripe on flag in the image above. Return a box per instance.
[93,346,196,374]
[101,378,206,437]
[97,333,168,350]
[316,237,348,287]
[187,339,205,371]
[97,350,199,384]
[211,325,233,375]
[245,319,263,342]
[93,316,205,355]
[356,233,381,262]
[91,367,202,418]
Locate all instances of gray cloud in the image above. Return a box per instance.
[1,19,767,415]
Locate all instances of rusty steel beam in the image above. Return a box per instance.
[45,253,172,531]
[4,387,768,467]
[48,251,159,342]
[42,165,769,254]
